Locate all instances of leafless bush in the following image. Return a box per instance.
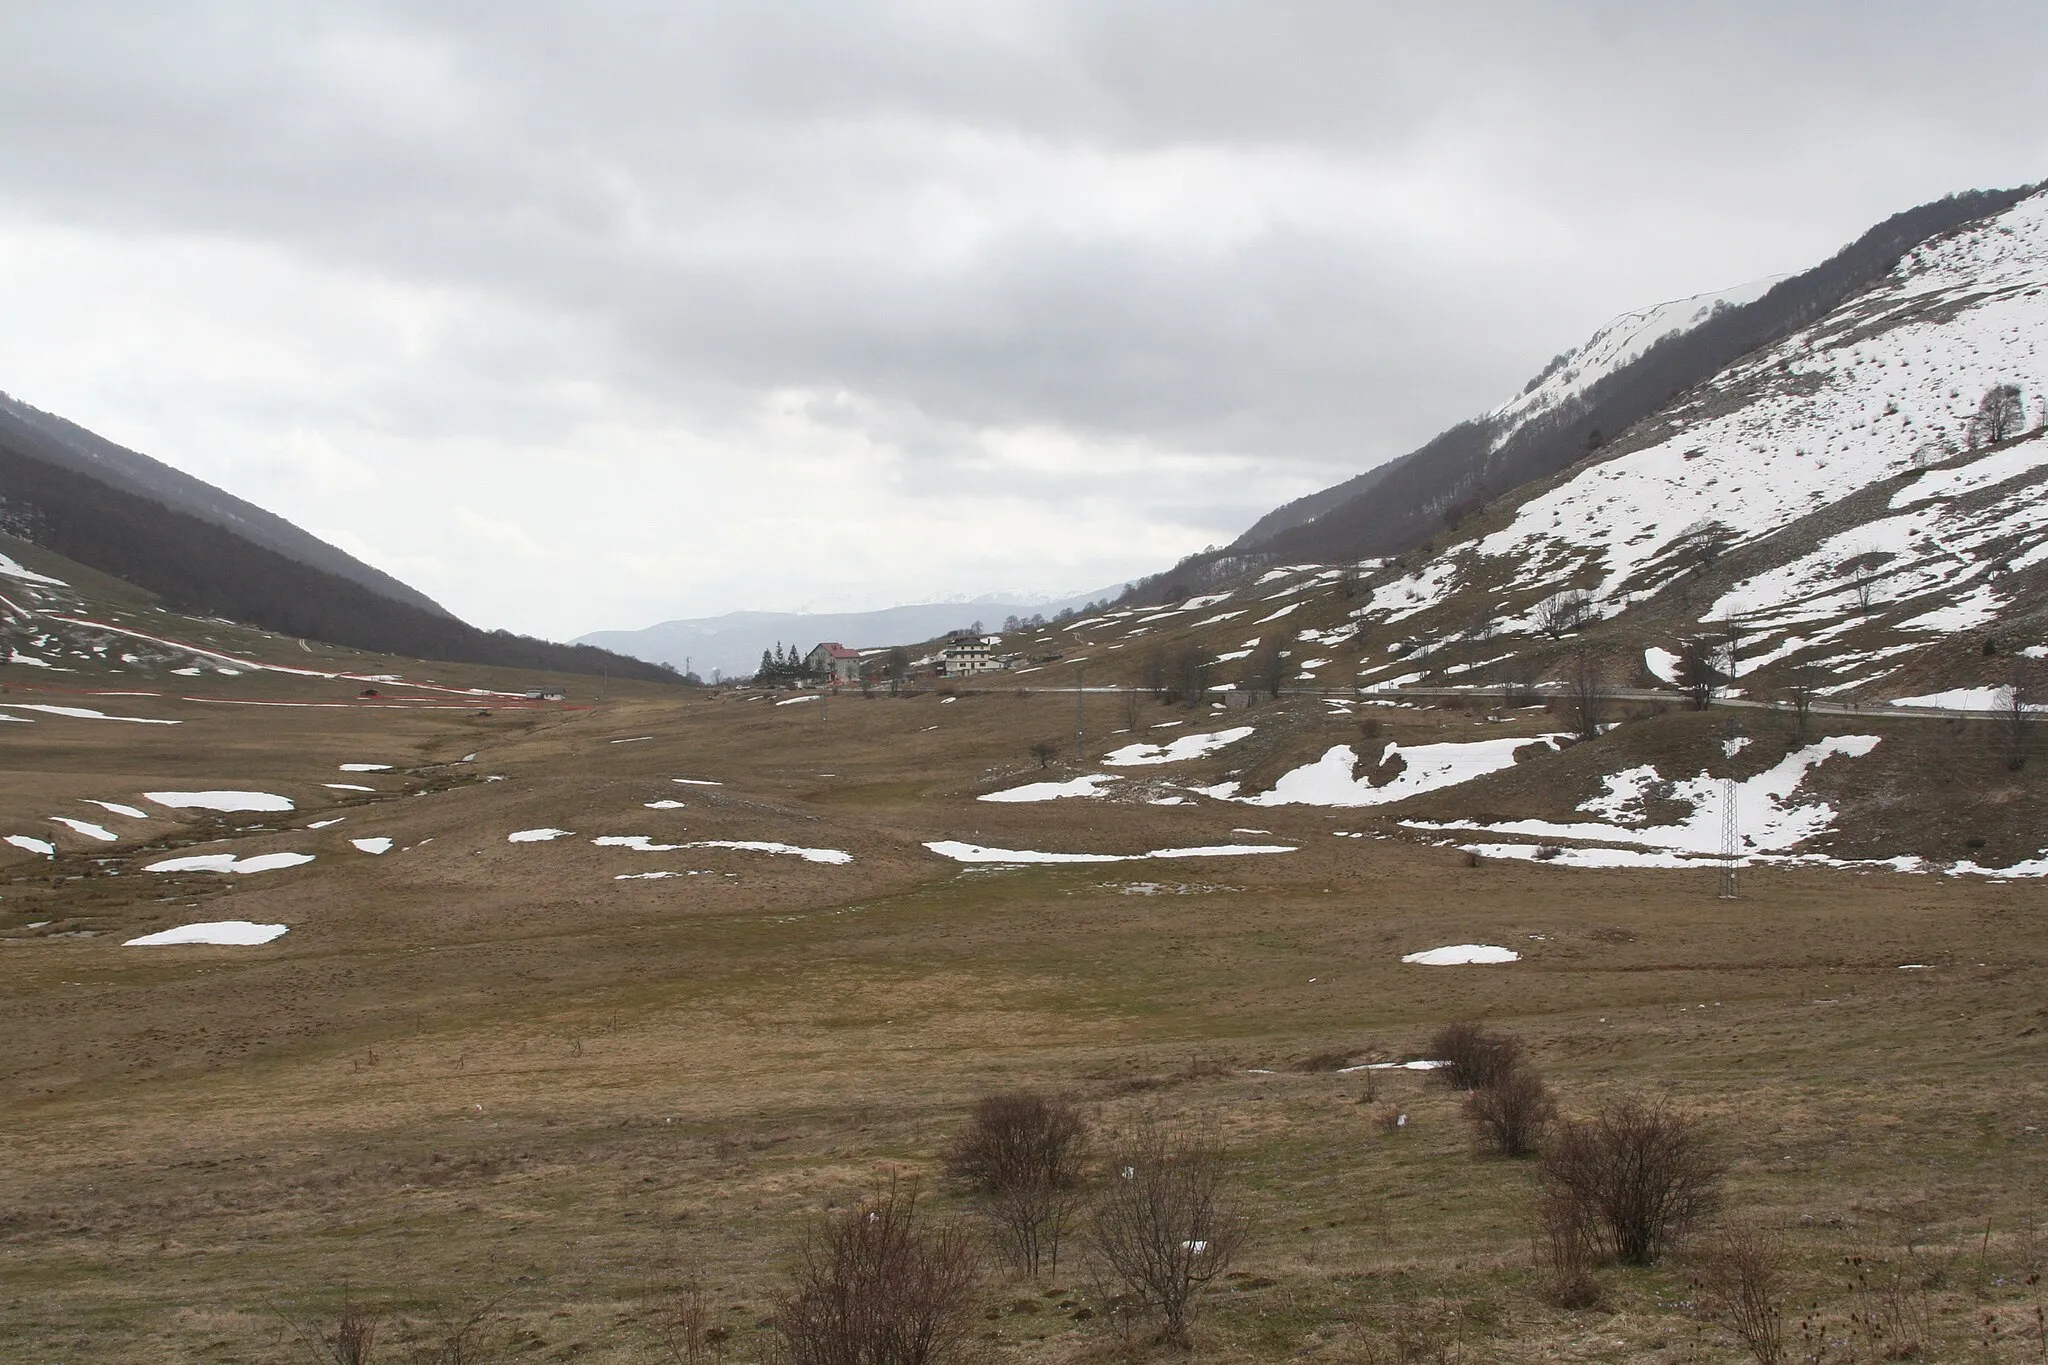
[283,1290,379,1365]
[774,1182,982,1365]
[1028,740,1058,769]
[401,1291,514,1365]
[1088,1122,1248,1349]
[648,1281,727,1365]
[1426,1022,1524,1092]
[945,1092,1089,1281]
[1352,1300,1467,1364]
[1535,1187,1604,1310]
[1541,1093,1725,1265]
[1463,1063,1556,1159]
[1696,1223,1790,1365]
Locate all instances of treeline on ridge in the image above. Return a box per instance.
[0,443,677,683]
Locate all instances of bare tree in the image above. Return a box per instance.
[1124,686,1141,730]
[1540,1093,1724,1266]
[1028,740,1058,769]
[1173,642,1215,707]
[1089,1123,1248,1349]
[1567,652,1607,741]
[1535,589,1593,639]
[1249,637,1287,701]
[2000,665,2036,771]
[885,647,911,696]
[1968,383,2025,448]
[1836,548,1888,615]
[1142,648,1169,700]
[946,1092,1089,1281]
[1675,636,1720,710]
[1782,672,1819,740]
[774,1182,982,1365]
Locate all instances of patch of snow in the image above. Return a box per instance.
[610,736,654,743]
[1,703,179,725]
[83,801,148,819]
[339,763,393,772]
[1889,686,2035,711]
[125,921,289,946]
[306,818,346,829]
[145,851,315,875]
[1644,647,1682,685]
[508,827,574,842]
[644,799,688,809]
[324,783,377,792]
[146,790,295,813]
[925,840,1293,864]
[1402,944,1520,965]
[1101,726,1254,767]
[5,834,56,856]
[49,817,117,842]
[1416,736,1881,853]
[671,777,722,786]
[689,840,852,864]
[775,695,819,705]
[350,837,394,854]
[1246,736,1556,807]
[980,774,1121,803]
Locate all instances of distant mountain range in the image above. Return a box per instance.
[576,588,1124,681]
[0,393,674,682]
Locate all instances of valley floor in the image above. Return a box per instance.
[3,680,2044,1363]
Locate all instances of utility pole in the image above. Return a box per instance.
[1075,665,1086,761]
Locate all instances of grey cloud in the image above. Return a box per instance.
[2,2,2046,631]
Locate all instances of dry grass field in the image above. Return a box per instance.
[4,665,2047,1363]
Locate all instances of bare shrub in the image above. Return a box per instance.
[1088,1122,1248,1349]
[646,1281,729,1365]
[774,1182,982,1365]
[1352,1299,1467,1363]
[1426,1022,1523,1092]
[1541,1093,1725,1265]
[401,1291,514,1365]
[1696,1223,1790,1365]
[1463,1063,1556,1158]
[945,1092,1089,1281]
[283,1290,379,1365]
[1535,1187,1605,1310]
[1028,740,1058,769]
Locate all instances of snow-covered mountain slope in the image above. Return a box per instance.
[1486,274,1787,444]
[1202,185,2032,575]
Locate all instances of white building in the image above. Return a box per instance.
[939,638,1004,677]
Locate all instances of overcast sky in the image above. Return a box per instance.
[2,2,2044,639]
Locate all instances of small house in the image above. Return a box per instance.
[804,642,862,683]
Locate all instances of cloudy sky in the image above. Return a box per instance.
[2,2,2044,639]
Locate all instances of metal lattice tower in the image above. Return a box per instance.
[1718,775,1739,899]
[1718,718,1741,899]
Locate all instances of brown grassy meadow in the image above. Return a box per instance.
[3,673,2046,1363]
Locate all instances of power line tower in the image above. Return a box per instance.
[1718,719,1741,900]
[1074,665,1086,760]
